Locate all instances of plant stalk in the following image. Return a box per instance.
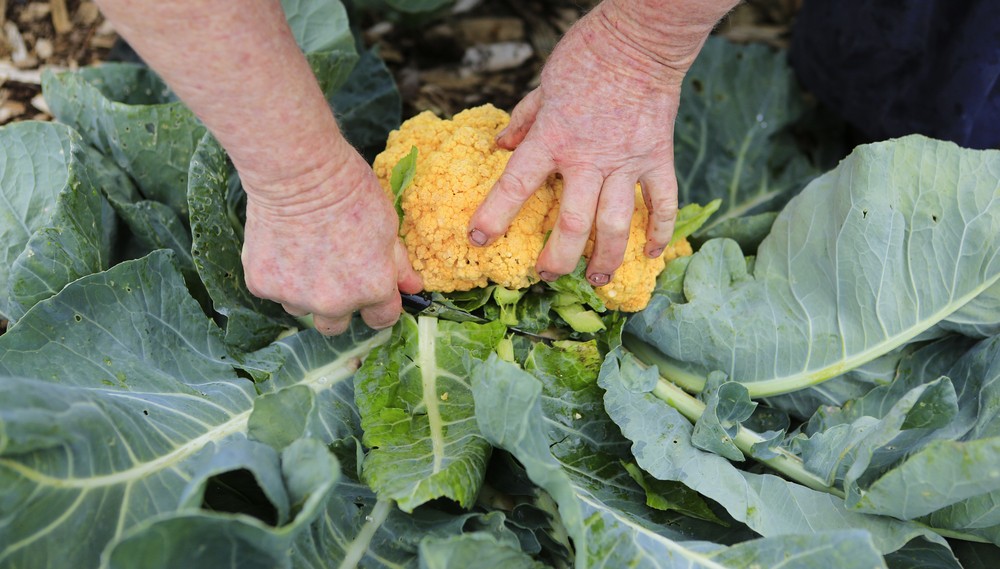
[647,371,843,497]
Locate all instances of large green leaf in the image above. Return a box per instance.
[281,0,359,96]
[281,0,355,54]
[474,354,890,568]
[103,437,340,569]
[0,121,117,322]
[187,132,295,349]
[525,341,733,536]
[629,136,1000,399]
[807,334,1000,542]
[41,64,206,218]
[330,46,403,162]
[290,471,526,569]
[674,37,828,231]
[0,250,388,567]
[419,533,546,569]
[355,314,503,511]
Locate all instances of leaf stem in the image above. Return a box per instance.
[647,372,843,497]
[418,315,446,474]
[337,499,393,569]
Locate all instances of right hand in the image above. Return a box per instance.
[241,142,422,336]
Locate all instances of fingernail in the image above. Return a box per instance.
[647,247,664,258]
[588,273,610,286]
[494,127,508,142]
[538,270,559,282]
[469,228,488,246]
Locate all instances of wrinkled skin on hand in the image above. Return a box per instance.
[468,2,705,287]
[241,144,422,336]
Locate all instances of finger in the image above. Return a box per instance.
[360,293,404,330]
[281,303,310,317]
[395,241,423,294]
[496,89,541,150]
[639,163,679,258]
[312,314,352,336]
[536,168,603,279]
[586,174,637,286]
[468,137,555,247]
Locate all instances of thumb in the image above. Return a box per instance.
[395,240,423,294]
[496,88,542,150]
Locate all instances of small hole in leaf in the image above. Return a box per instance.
[143,409,149,416]
[932,214,939,222]
[235,368,254,382]
[691,78,704,93]
[862,209,868,219]
[145,123,155,134]
[74,314,82,322]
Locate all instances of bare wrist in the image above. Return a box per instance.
[241,136,361,219]
[596,0,739,74]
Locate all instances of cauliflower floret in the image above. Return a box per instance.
[373,104,692,312]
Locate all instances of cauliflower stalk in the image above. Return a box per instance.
[373,104,699,312]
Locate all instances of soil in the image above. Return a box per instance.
[0,0,800,336]
[0,0,800,125]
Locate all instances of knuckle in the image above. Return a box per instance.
[649,201,678,224]
[557,210,592,238]
[596,214,632,239]
[498,170,535,200]
[365,310,400,330]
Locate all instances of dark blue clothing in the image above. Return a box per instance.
[790,0,1000,149]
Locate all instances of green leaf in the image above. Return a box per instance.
[857,438,1000,521]
[248,386,316,450]
[41,64,207,218]
[0,121,116,321]
[104,438,340,569]
[252,326,384,447]
[281,0,355,54]
[599,349,951,555]
[546,258,605,312]
[330,46,403,162]
[282,0,360,96]
[675,37,829,234]
[355,314,504,511]
[671,199,722,245]
[385,0,453,14]
[708,531,887,569]
[0,251,387,567]
[390,146,418,225]
[621,461,727,525]
[629,136,1000,399]
[478,353,900,567]
[795,378,959,493]
[419,533,545,569]
[187,132,295,349]
[693,211,778,254]
[883,538,964,569]
[691,372,757,461]
[290,470,523,568]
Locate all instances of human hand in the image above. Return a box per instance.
[241,143,422,336]
[467,0,726,287]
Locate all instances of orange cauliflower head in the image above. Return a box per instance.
[373,104,691,312]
